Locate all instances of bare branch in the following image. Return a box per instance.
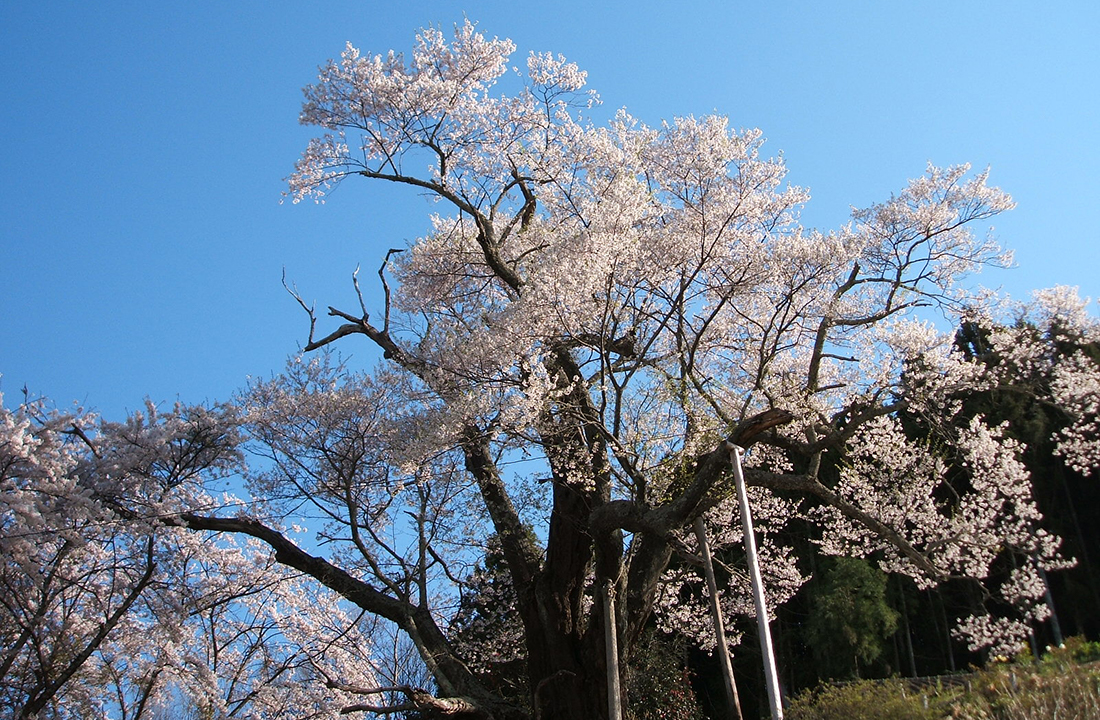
[283,267,317,347]
[379,248,405,333]
[63,423,101,459]
[303,322,368,352]
[352,264,368,319]
[333,684,485,717]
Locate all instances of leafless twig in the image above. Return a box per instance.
[282,267,317,347]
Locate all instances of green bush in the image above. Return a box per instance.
[1055,635,1100,666]
[964,661,1100,720]
[625,630,704,720]
[786,639,1100,720]
[785,679,951,720]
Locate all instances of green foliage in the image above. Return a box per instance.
[804,557,900,679]
[957,658,1100,720]
[1061,636,1100,665]
[787,638,1100,720]
[786,679,948,720]
[625,630,705,720]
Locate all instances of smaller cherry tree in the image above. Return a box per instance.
[0,394,235,718]
[976,287,1100,478]
[0,392,389,719]
[943,287,1100,654]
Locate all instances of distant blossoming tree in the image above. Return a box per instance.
[0,396,382,719]
[0,396,237,718]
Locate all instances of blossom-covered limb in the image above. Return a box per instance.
[175,512,485,702]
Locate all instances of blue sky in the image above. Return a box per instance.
[2,1,1097,418]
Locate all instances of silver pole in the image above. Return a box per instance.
[730,444,784,720]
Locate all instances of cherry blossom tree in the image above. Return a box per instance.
[945,287,1100,652]
[0,393,391,719]
[0,394,239,718]
[165,20,1072,719]
[966,287,1100,480]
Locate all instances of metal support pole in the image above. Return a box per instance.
[694,517,744,720]
[604,581,623,720]
[1036,561,1064,647]
[730,444,784,720]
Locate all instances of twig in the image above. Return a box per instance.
[282,267,317,347]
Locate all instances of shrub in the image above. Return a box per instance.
[786,638,1100,720]
[785,679,950,720]
[625,630,705,720]
[966,661,1100,720]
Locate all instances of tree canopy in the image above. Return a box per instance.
[4,21,1099,720]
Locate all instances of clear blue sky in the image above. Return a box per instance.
[2,1,1097,418]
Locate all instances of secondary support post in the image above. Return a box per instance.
[730,444,784,720]
[604,580,623,720]
[694,516,744,720]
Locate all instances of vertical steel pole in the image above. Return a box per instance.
[730,444,784,720]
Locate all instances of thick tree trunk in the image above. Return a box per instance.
[526,630,606,720]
